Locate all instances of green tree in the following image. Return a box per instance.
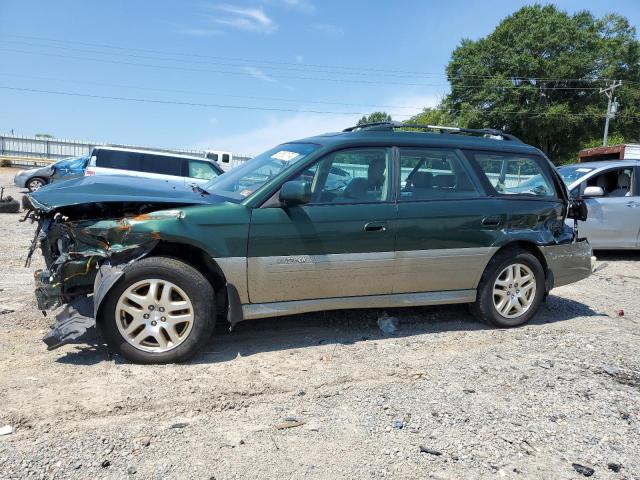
[445,4,640,162]
[406,106,457,126]
[357,111,392,126]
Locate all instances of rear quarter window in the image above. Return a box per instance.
[466,151,558,198]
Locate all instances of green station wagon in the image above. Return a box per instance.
[26,122,592,363]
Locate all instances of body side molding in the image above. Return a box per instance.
[241,289,477,320]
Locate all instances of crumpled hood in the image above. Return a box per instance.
[28,175,220,211]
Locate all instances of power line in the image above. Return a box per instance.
[0,72,426,110]
[0,47,626,91]
[0,85,409,116]
[3,85,635,119]
[2,34,630,85]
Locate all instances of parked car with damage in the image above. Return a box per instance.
[25,122,592,364]
[14,155,89,192]
[558,160,640,249]
[85,146,224,186]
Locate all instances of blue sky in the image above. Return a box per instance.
[1,0,639,155]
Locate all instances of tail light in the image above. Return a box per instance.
[84,169,95,176]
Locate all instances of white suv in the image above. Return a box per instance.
[85,147,223,186]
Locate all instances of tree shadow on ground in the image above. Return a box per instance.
[56,294,603,366]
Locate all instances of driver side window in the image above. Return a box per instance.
[584,168,635,197]
[289,148,392,204]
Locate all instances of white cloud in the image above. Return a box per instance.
[175,27,223,37]
[266,0,315,13]
[211,4,278,34]
[195,93,445,155]
[294,54,304,63]
[196,113,359,156]
[242,66,277,83]
[310,23,344,38]
[383,93,443,120]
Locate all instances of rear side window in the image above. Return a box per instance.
[468,152,557,197]
[140,154,182,176]
[206,152,219,161]
[222,154,230,163]
[399,148,479,201]
[95,150,142,171]
[187,160,219,180]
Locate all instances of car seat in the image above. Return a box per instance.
[334,177,369,202]
[609,172,632,197]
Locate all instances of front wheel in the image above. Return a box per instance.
[100,256,216,364]
[27,177,47,192]
[471,249,545,328]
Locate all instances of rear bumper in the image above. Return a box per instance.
[540,239,592,289]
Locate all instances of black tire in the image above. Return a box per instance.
[0,199,20,213]
[471,248,545,328]
[99,256,216,364]
[27,177,47,192]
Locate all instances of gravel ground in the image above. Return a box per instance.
[0,167,639,480]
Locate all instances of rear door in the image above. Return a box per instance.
[139,153,185,186]
[577,167,640,248]
[393,147,498,294]
[247,147,396,303]
[399,149,566,293]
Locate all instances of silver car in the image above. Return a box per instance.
[14,163,54,192]
[559,160,640,249]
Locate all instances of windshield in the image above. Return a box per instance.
[204,143,319,201]
[557,165,594,186]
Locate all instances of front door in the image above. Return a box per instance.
[247,147,396,303]
[580,167,640,249]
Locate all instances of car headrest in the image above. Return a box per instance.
[411,171,432,188]
[343,177,369,199]
[596,175,609,189]
[618,173,631,189]
[432,174,455,188]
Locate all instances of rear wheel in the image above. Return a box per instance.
[27,177,46,192]
[471,249,545,327]
[100,256,216,363]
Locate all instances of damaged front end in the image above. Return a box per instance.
[25,196,188,349]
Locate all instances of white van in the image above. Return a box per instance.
[86,147,224,186]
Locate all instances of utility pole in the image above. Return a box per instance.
[600,80,622,146]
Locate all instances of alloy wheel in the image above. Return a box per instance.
[492,263,537,319]
[28,179,44,191]
[115,279,194,353]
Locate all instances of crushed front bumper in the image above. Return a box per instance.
[540,238,592,289]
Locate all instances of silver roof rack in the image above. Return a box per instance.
[343,121,522,142]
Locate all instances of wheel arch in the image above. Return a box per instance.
[95,241,229,323]
[487,241,551,294]
[27,176,48,188]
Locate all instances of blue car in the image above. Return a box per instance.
[14,155,90,192]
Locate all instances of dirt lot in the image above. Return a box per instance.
[0,167,639,479]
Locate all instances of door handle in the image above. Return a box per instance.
[364,222,387,232]
[626,202,640,208]
[481,216,502,227]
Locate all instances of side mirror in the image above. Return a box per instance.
[583,186,604,197]
[279,180,311,206]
